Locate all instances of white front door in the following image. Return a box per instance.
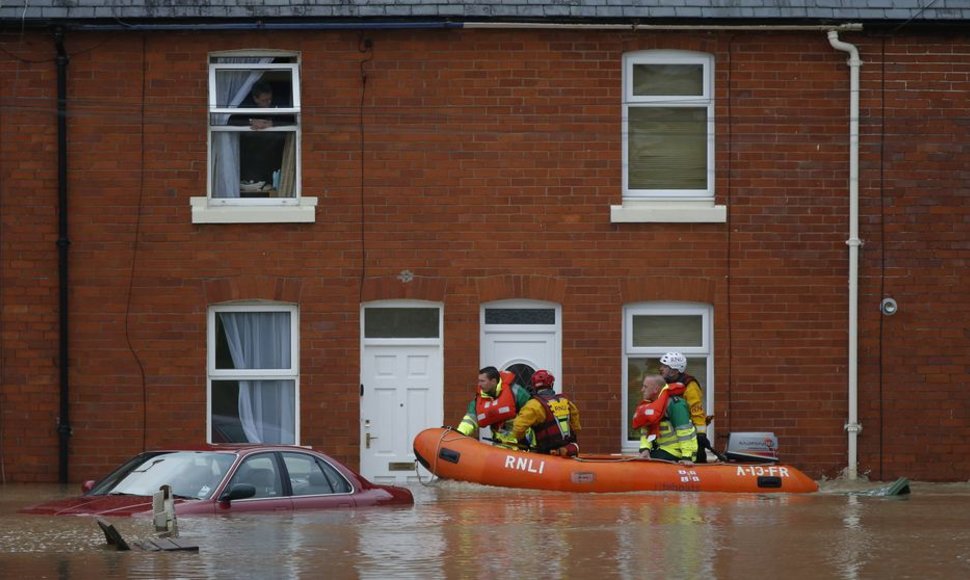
[360,345,441,483]
[360,302,443,483]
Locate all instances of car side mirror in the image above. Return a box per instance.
[81,480,96,493]
[219,483,256,502]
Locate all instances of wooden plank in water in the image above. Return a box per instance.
[135,537,200,552]
[96,518,131,551]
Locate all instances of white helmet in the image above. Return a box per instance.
[659,352,687,373]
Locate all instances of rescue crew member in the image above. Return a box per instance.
[456,366,532,447]
[510,370,581,457]
[659,352,710,463]
[633,374,698,463]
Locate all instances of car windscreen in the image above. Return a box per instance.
[88,451,236,500]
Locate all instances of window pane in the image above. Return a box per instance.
[364,307,439,338]
[211,379,296,445]
[484,308,556,325]
[231,454,283,498]
[284,452,353,496]
[631,314,703,347]
[626,357,651,441]
[626,356,708,442]
[211,380,245,442]
[628,107,707,190]
[238,131,294,196]
[215,312,291,370]
[214,69,294,109]
[505,363,536,390]
[211,132,297,198]
[632,63,703,96]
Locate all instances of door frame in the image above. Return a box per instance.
[359,300,443,483]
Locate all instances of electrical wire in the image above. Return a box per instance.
[357,33,373,303]
[122,32,149,452]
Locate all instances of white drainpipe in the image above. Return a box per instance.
[827,31,862,480]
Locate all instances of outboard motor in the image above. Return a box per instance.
[725,432,780,463]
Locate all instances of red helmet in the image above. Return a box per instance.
[530,370,555,390]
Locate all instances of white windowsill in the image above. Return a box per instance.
[610,200,726,224]
[190,196,318,224]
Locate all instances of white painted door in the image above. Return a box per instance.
[481,300,562,390]
[483,331,559,384]
[360,344,442,483]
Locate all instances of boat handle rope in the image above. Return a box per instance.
[415,427,467,487]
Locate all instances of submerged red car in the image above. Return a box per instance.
[21,444,414,516]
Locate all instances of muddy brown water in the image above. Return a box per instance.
[1,478,969,579]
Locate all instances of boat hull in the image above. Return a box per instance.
[414,428,818,494]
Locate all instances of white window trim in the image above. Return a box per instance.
[191,195,317,224]
[207,302,300,443]
[610,200,726,223]
[621,302,714,453]
[616,50,724,224]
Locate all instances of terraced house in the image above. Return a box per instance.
[1,1,968,484]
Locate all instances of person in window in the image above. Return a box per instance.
[658,352,711,463]
[229,81,294,192]
[455,366,531,448]
[633,374,698,463]
[234,81,293,129]
[510,370,581,457]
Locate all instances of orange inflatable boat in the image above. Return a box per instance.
[413,427,818,494]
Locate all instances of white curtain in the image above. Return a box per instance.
[220,312,295,444]
[212,57,273,198]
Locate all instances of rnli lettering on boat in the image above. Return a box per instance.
[736,465,790,477]
[504,454,545,475]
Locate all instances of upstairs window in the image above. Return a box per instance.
[622,51,714,200]
[208,53,301,201]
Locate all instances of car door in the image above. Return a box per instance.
[219,452,293,513]
[282,451,356,510]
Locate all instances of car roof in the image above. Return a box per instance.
[145,444,324,454]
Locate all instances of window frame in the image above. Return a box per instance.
[613,51,724,224]
[622,50,715,200]
[207,302,300,444]
[620,302,714,453]
[194,50,316,224]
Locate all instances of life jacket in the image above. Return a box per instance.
[531,390,574,453]
[674,372,707,432]
[635,383,685,451]
[654,384,698,460]
[474,371,519,428]
[675,373,698,390]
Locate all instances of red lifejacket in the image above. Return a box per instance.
[531,391,573,453]
[631,382,685,436]
[667,382,686,397]
[474,372,518,428]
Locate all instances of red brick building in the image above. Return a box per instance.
[2,2,968,483]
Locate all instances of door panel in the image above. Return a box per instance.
[482,331,560,390]
[360,345,442,483]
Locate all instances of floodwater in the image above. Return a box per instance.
[2,478,969,579]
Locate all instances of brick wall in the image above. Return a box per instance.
[1,27,967,482]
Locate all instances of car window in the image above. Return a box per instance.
[282,452,352,496]
[91,451,235,499]
[230,453,283,498]
[172,454,231,499]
